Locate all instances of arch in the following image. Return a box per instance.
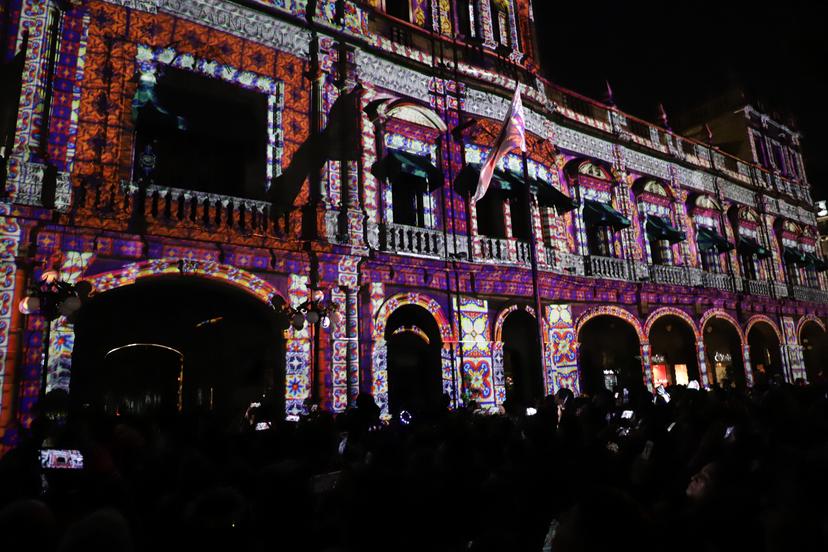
[85,259,286,306]
[692,194,722,212]
[644,307,700,339]
[634,177,675,201]
[373,292,453,342]
[746,315,783,344]
[797,314,827,341]
[493,303,536,343]
[699,309,745,344]
[576,306,646,343]
[368,98,448,132]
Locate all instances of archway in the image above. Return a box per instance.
[578,315,643,395]
[384,305,445,418]
[500,308,544,410]
[747,321,784,385]
[800,320,828,384]
[71,277,284,428]
[647,314,700,387]
[702,316,746,388]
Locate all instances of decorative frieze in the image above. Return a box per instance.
[464,87,547,137]
[552,124,615,164]
[623,148,671,180]
[158,0,311,59]
[355,50,432,100]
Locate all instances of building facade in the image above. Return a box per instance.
[1,0,827,445]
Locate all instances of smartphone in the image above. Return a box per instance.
[39,449,84,470]
[667,422,677,432]
[255,421,271,431]
[526,407,538,416]
[724,426,735,440]
[621,410,634,420]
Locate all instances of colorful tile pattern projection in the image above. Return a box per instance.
[456,296,493,407]
[545,304,579,394]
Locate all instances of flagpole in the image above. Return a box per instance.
[521,150,548,397]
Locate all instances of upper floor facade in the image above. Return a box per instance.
[0,0,823,305]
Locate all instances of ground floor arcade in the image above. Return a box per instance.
[1,245,827,446]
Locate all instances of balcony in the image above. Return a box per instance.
[789,285,828,303]
[127,183,273,235]
[474,236,530,266]
[650,264,689,286]
[548,250,585,275]
[584,255,632,281]
[701,271,734,292]
[745,279,772,297]
[382,223,446,258]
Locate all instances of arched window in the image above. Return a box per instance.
[457,0,479,39]
[636,179,685,267]
[490,0,511,48]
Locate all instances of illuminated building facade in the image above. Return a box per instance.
[1,0,827,447]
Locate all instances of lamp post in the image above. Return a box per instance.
[270,288,341,405]
[18,269,88,403]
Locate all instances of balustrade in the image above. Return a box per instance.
[701,271,734,292]
[383,223,446,258]
[745,279,772,297]
[584,255,632,280]
[650,264,688,286]
[125,182,273,234]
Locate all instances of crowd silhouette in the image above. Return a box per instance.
[1,381,828,552]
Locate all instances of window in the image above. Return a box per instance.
[702,250,721,273]
[391,173,428,227]
[740,253,757,280]
[772,143,787,174]
[753,134,769,168]
[385,0,410,21]
[490,0,511,48]
[509,196,531,241]
[133,67,268,199]
[476,193,506,239]
[586,224,611,257]
[457,0,477,38]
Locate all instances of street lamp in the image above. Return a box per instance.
[270,288,341,406]
[18,270,90,403]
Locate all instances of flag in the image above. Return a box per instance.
[605,80,615,106]
[472,86,527,203]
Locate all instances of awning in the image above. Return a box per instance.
[783,246,808,266]
[583,200,631,231]
[537,181,578,213]
[455,164,520,200]
[737,236,771,259]
[645,215,686,244]
[696,226,734,253]
[373,150,443,192]
[804,252,828,272]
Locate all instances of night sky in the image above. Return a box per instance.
[532,3,828,202]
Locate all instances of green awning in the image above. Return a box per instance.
[537,181,578,213]
[737,236,771,259]
[583,200,631,231]
[783,246,808,266]
[804,252,828,272]
[374,150,443,191]
[645,215,686,244]
[696,226,734,253]
[455,164,520,200]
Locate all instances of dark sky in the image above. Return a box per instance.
[532,3,828,202]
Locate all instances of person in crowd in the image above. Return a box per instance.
[1,381,827,551]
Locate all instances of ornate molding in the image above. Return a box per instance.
[354,50,431,100]
[157,0,311,59]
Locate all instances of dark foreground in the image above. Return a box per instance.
[2,384,828,552]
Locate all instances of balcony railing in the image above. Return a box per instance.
[650,264,689,286]
[701,271,734,292]
[745,279,772,297]
[474,236,531,265]
[382,223,446,258]
[126,183,273,234]
[584,255,632,281]
[789,285,828,303]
